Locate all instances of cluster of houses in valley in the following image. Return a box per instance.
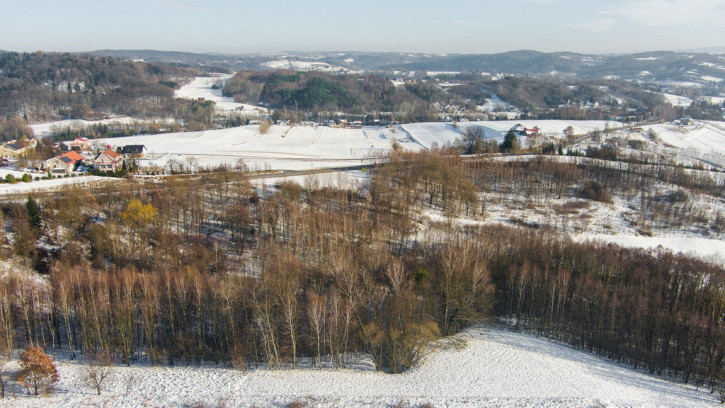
[39,138,147,175]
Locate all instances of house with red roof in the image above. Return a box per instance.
[43,150,86,175]
[93,149,123,172]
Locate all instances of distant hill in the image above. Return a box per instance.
[87,49,725,86]
[682,46,725,54]
[87,50,234,73]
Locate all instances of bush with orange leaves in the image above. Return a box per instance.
[18,346,59,396]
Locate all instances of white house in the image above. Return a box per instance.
[93,148,123,172]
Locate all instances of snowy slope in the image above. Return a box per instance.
[400,122,464,148]
[263,60,354,73]
[644,121,725,155]
[2,327,715,407]
[175,74,268,116]
[663,93,693,107]
[400,120,623,150]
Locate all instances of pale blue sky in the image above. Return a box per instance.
[2,0,724,54]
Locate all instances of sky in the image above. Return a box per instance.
[1,0,724,55]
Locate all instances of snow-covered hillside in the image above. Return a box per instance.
[263,60,355,73]
[174,74,268,116]
[662,93,693,107]
[401,120,624,150]
[643,121,725,156]
[2,327,716,408]
[462,120,624,139]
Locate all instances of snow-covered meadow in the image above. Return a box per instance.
[1,327,717,408]
[174,74,268,116]
[96,120,629,171]
[643,121,725,156]
[96,124,410,171]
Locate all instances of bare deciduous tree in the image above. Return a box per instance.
[83,352,114,395]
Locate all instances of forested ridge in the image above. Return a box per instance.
[0,52,198,122]
[0,151,723,394]
[223,70,449,121]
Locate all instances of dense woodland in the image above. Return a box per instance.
[0,52,202,123]
[0,150,722,396]
[223,70,451,122]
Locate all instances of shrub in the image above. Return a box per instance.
[627,139,645,150]
[17,346,59,396]
[581,180,612,203]
[258,120,272,134]
[669,190,689,203]
[286,400,307,408]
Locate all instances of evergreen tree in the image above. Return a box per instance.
[500,130,519,153]
[26,195,40,230]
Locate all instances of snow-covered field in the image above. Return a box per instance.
[2,327,716,408]
[174,75,268,116]
[642,121,725,156]
[97,124,413,171]
[663,93,694,107]
[251,170,369,190]
[92,119,725,171]
[700,96,725,105]
[400,120,623,150]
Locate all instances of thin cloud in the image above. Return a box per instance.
[571,18,615,32]
[611,0,724,27]
[450,19,476,27]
